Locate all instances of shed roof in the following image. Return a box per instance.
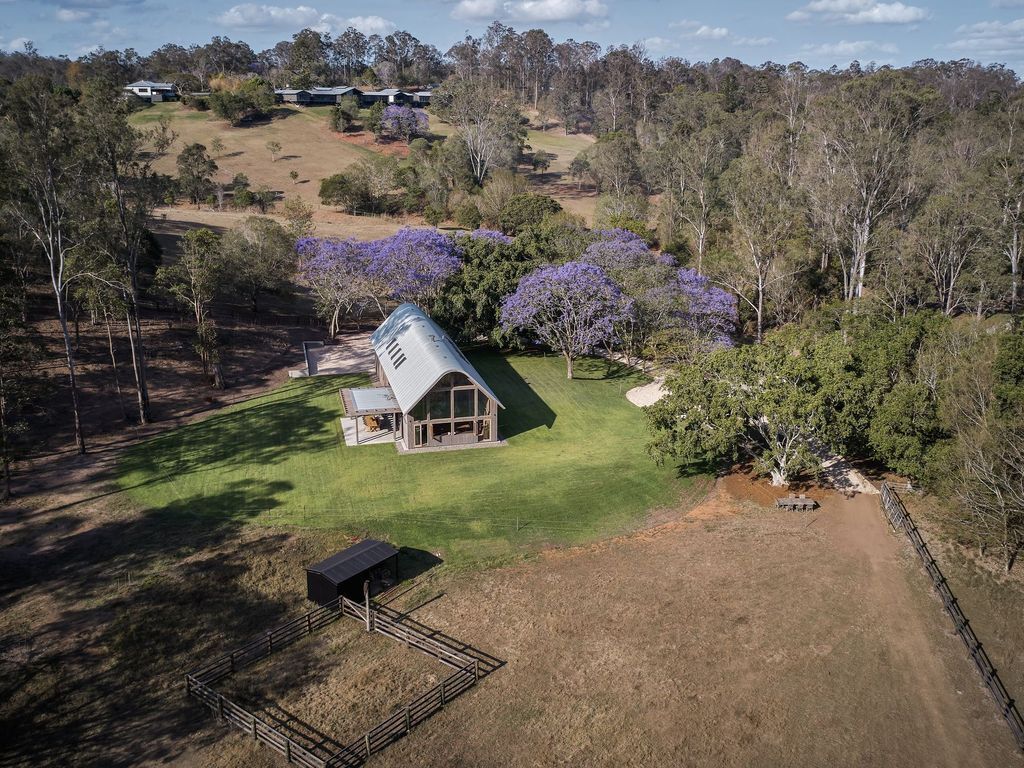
[125,80,174,89]
[306,540,398,585]
[371,303,504,414]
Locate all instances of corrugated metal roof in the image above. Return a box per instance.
[125,80,174,89]
[371,303,504,414]
[306,540,398,584]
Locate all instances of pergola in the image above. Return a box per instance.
[339,386,402,445]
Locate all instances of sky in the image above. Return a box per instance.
[1,0,1024,76]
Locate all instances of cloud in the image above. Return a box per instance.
[56,8,92,21]
[451,0,608,22]
[665,19,774,48]
[949,18,1024,59]
[801,39,898,56]
[787,1,929,25]
[217,5,396,35]
[1,37,30,52]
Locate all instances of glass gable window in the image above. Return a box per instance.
[454,389,475,418]
[428,389,450,419]
[410,399,428,421]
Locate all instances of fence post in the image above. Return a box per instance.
[251,714,257,739]
[285,740,291,763]
[217,694,224,721]
[440,679,446,707]
[405,706,411,733]
[267,632,273,654]
[364,733,371,759]
[364,580,371,633]
[307,613,313,635]
[474,659,480,682]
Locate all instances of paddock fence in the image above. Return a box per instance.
[185,594,487,766]
[879,482,1024,751]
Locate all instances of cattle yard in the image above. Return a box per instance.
[185,595,501,767]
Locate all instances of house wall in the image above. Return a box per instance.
[404,375,497,450]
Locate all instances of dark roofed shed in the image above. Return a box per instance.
[306,540,399,605]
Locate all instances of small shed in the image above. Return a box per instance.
[305,540,399,606]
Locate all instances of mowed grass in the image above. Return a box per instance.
[117,351,697,566]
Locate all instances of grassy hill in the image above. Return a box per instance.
[131,102,597,219]
[130,102,375,203]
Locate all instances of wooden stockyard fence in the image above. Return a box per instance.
[185,595,495,767]
[879,482,1024,752]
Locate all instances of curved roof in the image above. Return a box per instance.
[370,303,504,414]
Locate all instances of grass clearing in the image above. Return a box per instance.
[117,351,699,567]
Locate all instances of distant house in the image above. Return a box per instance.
[411,90,431,106]
[360,88,414,107]
[275,85,362,105]
[339,303,504,451]
[123,80,177,102]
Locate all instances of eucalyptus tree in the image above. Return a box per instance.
[0,76,92,453]
[801,71,935,301]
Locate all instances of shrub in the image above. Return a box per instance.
[423,204,446,227]
[497,193,562,235]
[329,105,351,133]
[455,200,483,230]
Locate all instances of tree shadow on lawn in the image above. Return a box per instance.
[117,376,346,493]
[0,479,329,768]
[467,349,556,439]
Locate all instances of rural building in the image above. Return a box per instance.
[123,80,177,102]
[411,90,431,106]
[360,88,414,106]
[340,303,504,451]
[274,85,362,105]
[306,539,399,605]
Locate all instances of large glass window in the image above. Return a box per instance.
[428,389,450,419]
[410,399,428,421]
[478,395,492,416]
[454,389,475,418]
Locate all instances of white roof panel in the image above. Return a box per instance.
[370,303,504,414]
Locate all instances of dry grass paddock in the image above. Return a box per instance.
[2,462,1021,767]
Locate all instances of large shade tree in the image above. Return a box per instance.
[500,261,632,379]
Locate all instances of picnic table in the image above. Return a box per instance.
[776,494,817,511]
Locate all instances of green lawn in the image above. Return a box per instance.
[117,351,699,566]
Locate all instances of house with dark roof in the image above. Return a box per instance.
[275,85,362,105]
[359,88,415,106]
[340,303,504,451]
[123,80,177,102]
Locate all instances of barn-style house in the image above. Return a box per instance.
[340,303,504,451]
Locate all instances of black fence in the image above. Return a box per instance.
[185,595,489,767]
[879,482,1024,751]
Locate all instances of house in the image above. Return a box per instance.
[411,90,431,106]
[306,540,399,605]
[275,85,362,105]
[359,88,414,106]
[340,303,504,451]
[123,80,177,102]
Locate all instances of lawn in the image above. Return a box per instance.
[117,351,699,566]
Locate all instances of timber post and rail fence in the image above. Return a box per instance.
[879,481,1024,752]
[185,595,493,767]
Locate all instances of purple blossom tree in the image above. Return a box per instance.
[500,262,633,379]
[468,229,514,244]
[676,267,738,348]
[297,237,383,335]
[380,105,429,143]
[581,232,654,273]
[367,228,462,305]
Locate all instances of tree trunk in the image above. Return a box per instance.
[565,353,574,380]
[125,306,151,425]
[104,311,127,422]
[56,296,86,455]
[0,383,10,503]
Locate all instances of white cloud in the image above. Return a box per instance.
[643,36,673,52]
[802,39,898,56]
[451,0,607,22]
[1,36,30,52]
[949,18,1024,59]
[451,0,501,20]
[217,5,396,35]
[56,8,92,22]
[665,19,773,48]
[734,36,777,46]
[787,1,929,25]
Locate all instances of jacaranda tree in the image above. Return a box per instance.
[367,227,462,306]
[380,105,428,144]
[500,261,632,379]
